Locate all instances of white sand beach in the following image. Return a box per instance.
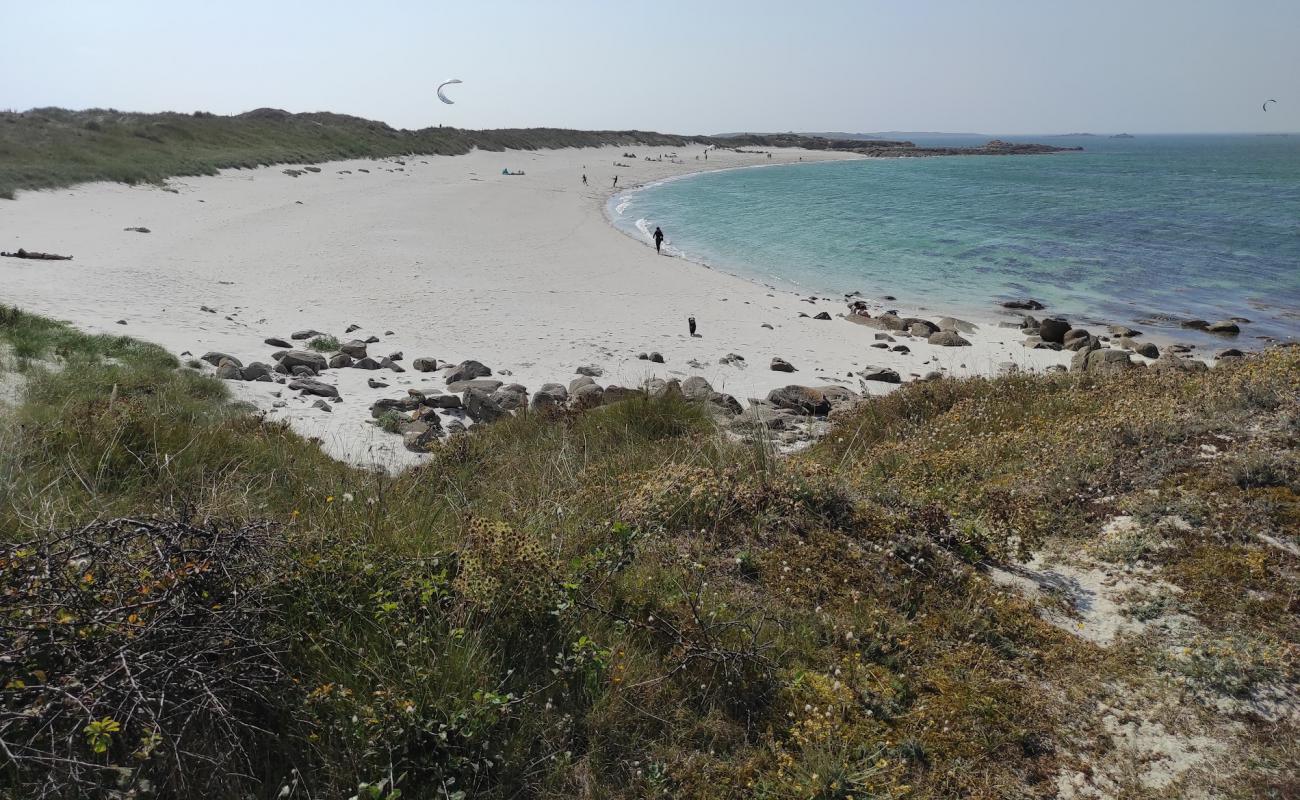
[1,145,1070,467]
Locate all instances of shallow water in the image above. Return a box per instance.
[611,135,1300,347]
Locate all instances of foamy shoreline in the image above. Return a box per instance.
[1,144,1073,468]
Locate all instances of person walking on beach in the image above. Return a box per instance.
[688,316,698,337]
[582,173,587,185]
[612,175,619,188]
[652,226,665,254]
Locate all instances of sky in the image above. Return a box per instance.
[2,0,1297,134]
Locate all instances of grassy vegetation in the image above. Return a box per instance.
[1,307,1296,798]
[0,108,830,199]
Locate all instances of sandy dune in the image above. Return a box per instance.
[0,145,1068,467]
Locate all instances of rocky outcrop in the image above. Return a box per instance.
[280,350,328,373]
[446,360,492,383]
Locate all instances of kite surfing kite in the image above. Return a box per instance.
[1263,99,1278,111]
[437,79,463,105]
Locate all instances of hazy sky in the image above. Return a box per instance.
[3,0,1296,134]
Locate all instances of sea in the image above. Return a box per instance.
[609,134,1300,347]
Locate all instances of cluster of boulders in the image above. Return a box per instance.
[843,304,976,347]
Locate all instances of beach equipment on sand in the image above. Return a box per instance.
[1263,99,1278,111]
[437,79,463,105]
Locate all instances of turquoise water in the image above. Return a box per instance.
[610,135,1300,346]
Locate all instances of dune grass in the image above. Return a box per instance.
[0,108,833,199]
[1,309,1296,798]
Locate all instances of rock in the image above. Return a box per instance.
[891,345,911,354]
[367,378,389,389]
[938,317,976,334]
[1064,335,1099,353]
[446,378,503,393]
[530,391,563,412]
[270,350,288,361]
[719,353,746,366]
[1038,317,1071,344]
[649,352,664,363]
[491,385,529,411]
[463,388,505,423]
[1132,341,1160,359]
[345,324,361,333]
[908,322,935,337]
[312,399,332,412]
[1180,319,1210,330]
[201,351,242,368]
[1151,356,1207,373]
[681,376,714,401]
[538,382,569,401]
[401,419,442,452]
[1002,299,1046,310]
[766,386,832,416]
[371,397,422,416]
[859,367,902,383]
[875,313,909,332]
[603,385,642,404]
[570,383,606,409]
[290,378,340,398]
[637,352,649,360]
[770,357,797,372]
[1063,328,1090,343]
[873,333,895,342]
[729,405,797,432]
[291,329,324,340]
[575,364,604,377]
[1108,325,1141,338]
[264,337,291,348]
[871,342,890,349]
[707,392,743,416]
[353,357,381,370]
[928,331,971,347]
[1070,348,1135,374]
[423,393,463,409]
[1020,315,1040,330]
[340,340,369,359]
[365,335,380,344]
[241,362,274,381]
[569,376,596,393]
[279,350,327,373]
[445,360,492,383]
[412,357,438,372]
[215,363,242,380]
[379,357,406,373]
[1215,349,1244,359]
[761,323,774,330]
[1207,320,1240,335]
[813,311,832,320]
[291,365,315,378]
[328,353,353,369]
[388,352,403,361]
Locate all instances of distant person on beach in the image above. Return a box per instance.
[582,173,587,185]
[612,175,619,188]
[652,226,665,253]
[688,316,698,336]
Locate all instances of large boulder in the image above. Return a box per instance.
[681,376,714,401]
[446,378,503,393]
[280,350,328,373]
[412,357,438,372]
[328,353,353,369]
[1150,356,1207,373]
[766,385,832,416]
[340,339,369,359]
[707,391,743,416]
[603,385,643,404]
[264,337,292,348]
[859,367,902,383]
[1070,347,1135,374]
[241,362,274,381]
[371,397,422,417]
[575,364,604,377]
[446,360,492,383]
[537,382,569,401]
[938,317,976,334]
[1206,320,1240,335]
[1038,317,1071,344]
[463,388,504,423]
[491,385,529,411]
[569,376,596,393]
[422,393,463,409]
[215,362,242,380]
[770,357,797,372]
[289,378,339,398]
[1108,324,1142,338]
[570,383,606,409]
[401,419,442,452]
[201,351,242,368]
[291,329,324,340]
[1131,341,1160,359]
[928,331,971,347]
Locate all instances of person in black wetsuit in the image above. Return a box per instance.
[652,226,665,254]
